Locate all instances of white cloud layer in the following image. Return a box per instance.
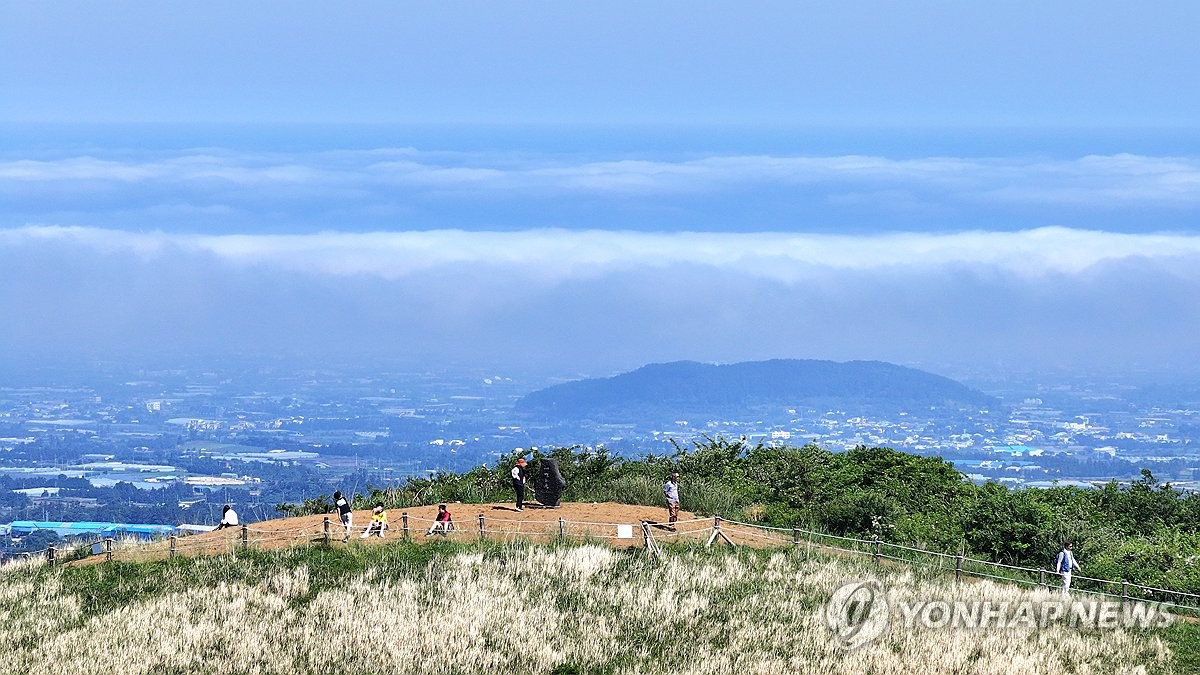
[2,224,1199,374]
[4,151,1200,203]
[2,225,1198,279]
[4,149,1200,236]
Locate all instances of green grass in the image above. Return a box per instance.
[1161,622,1200,674]
[50,539,496,619]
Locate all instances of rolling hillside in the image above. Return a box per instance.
[516,359,996,420]
[1,526,1179,674]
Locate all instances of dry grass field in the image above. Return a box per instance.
[0,531,1178,674]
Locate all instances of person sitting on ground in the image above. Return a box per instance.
[216,504,239,530]
[361,504,388,538]
[426,504,453,536]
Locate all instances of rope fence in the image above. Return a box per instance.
[6,509,1200,616]
[720,517,1200,616]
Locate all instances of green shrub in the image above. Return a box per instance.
[573,475,662,506]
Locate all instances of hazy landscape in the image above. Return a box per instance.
[5,2,1200,673]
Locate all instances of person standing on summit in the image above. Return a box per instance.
[664,472,680,530]
[512,458,528,511]
[332,490,353,542]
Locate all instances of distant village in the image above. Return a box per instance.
[2,363,1197,553]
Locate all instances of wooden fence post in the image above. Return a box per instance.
[705,516,735,548]
[641,521,661,559]
[323,517,331,544]
[48,545,56,567]
[708,516,721,547]
[955,554,963,582]
[402,512,409,540]
[559,517,566,543]
[1121,581,1129,604]
[169,535,177,560]
[241,524,248,550]
[874,539,882,567]
[1039,569,1046,588]
[478,514,485,541]
[105,537,113,563]
[705,516,719,547]
[792,527,801,547]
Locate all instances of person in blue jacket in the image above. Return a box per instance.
[1056,542,1081,595]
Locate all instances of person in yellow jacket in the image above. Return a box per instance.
[361,504,388,538]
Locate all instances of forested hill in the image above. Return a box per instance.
[515,359,995,419]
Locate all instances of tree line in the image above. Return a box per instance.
[279,437,1200,594]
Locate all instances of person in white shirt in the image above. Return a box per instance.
[1056,542,1081,595]
[511,458,527,511]
[332,490,352,542]
[217,504,239,530]
[663,473,680,529]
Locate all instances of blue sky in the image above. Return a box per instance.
[2,2,1200,377]
[4,1,1199,127]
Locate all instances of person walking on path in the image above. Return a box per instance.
[216,504,239,530]
[512,458,528,511]
[332,490,353,542]
[426,504,453,536]
[1056,542,1081,595]
[663,472,680,530]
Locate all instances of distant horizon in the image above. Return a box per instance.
[5,4,1199,383]
[1,351,1197,390]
